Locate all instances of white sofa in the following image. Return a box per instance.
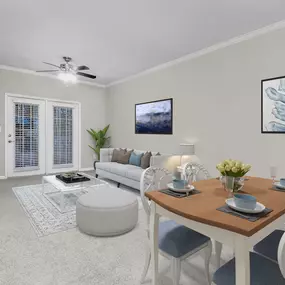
[96,148,171,190]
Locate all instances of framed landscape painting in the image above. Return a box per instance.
[135,98,173,134]
[262,76,285,133]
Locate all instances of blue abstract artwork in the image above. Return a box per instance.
[262,76,285,133]
[135,99,173,134]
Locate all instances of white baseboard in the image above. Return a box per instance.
[0,176,7,179]
[79,167,94,172]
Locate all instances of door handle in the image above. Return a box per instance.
[8,140,14,143]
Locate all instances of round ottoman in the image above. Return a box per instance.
[76,187,138,236]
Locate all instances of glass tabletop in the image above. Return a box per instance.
[42,172,108,192]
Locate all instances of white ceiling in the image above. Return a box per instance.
[0,0,285,86]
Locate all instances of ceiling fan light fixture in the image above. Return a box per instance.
[58,72,77,84]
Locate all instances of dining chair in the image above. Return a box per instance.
[253,229,285,263]
[212,232,285,285]
[183,162,223,269]
[183,162,211,182]
[140,166,213,285]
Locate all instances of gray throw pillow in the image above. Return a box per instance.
[117,150,133,164]
[111,148,126,162]
[141,151,152,169]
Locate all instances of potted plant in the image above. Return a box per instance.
[216,159,251,192]
[87,125,110,161]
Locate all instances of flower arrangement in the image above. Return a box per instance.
[216,159,251,178]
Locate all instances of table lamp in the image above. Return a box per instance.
[179,143,198,166]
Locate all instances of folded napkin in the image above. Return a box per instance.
[159,188,201,198]
[217,205,272,222]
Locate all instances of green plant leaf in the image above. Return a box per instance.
[102,124,110,136]
[88,145,97,153]
[87,125,110,161]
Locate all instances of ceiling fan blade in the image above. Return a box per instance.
[36,70,59,73]
[76,65,89,71]
[43,62,60,68]
[76,72,96,79]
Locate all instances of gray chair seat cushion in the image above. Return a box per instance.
[159,220,210,258]
[76,187,138,236]
[253,230,285,262]
[213,252,285,285]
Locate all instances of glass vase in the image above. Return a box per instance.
[224,176,235,198]
[220,176,245,193]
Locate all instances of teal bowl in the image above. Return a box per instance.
[172,179,187,189]
[234,194,257,210]
[280,178,285,187]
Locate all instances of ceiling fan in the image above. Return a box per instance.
[36,56,96,80]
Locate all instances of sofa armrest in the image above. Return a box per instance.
[100,148,114,162]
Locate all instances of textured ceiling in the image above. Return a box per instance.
[0,0,285,85]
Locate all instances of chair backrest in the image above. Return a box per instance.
[278,232,285,278]
[183,162,210,182]
[140,167,172,217]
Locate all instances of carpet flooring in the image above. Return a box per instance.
[0,173,234,285]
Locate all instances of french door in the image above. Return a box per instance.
[6,95,79,177]
[46,101,79,173]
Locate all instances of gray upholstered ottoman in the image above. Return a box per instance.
[76,187,138,236]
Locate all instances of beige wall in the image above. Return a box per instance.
[0,69,106,176]
[107,28,285,178]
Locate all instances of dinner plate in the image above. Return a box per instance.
[275,182,285,190]
[225,198,265,214]
[167,183,194,193]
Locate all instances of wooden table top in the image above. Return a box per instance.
[145,177,285,237]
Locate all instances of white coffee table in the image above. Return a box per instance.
[42,173,108,212]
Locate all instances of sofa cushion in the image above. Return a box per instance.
[96,162,125,176]
[126,167,144,182]
[97,162,143,180]
[97,162,143,182]
[96,162,113,172]
[111,148,126,162]
[141,151,152,169]
[129,152,143,167]
[117,150,133,164]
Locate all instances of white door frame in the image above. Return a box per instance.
[5,93,82,178]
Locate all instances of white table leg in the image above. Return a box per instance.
[235,237,250,285]
[214,240,222,268]
[150,202,159,285]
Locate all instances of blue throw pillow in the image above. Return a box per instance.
[129,152,143,167]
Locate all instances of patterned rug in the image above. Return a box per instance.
[13,184,78,237]
[12,182,141,238]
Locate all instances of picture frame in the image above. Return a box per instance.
[261,75,285,133]
[135,98,173,135]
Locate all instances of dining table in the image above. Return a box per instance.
[145,177,285,285]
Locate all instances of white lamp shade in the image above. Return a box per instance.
[179,143,195,155]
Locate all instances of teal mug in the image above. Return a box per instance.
[173,179,187,189]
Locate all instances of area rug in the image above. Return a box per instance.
[13,184,77,237]
[12,183,141,238]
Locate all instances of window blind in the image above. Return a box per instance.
[14,103,39,169]
[53,106,73,166]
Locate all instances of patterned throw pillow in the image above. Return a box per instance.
[140,151,152,169]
